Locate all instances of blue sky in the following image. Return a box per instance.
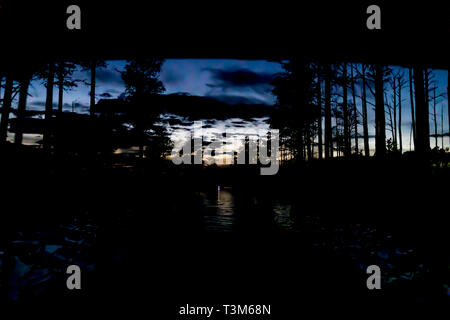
[3,59,449,152]
[24,59,284,112]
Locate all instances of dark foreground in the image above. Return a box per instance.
[0,147,448,317]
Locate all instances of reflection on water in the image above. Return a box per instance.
[203,188,236,232]
[201,186,293,232]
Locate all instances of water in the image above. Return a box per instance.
[201,186,293,232]
[202,188,236,232]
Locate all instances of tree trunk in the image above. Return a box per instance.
[413,67,430,154]
[393,78,397,150]
[298,124,304,161]
[350,63,358,155]
[0,76,13,144]
[374,64,386,158]
[317,74,323,159]
[433,87,438,148]
[342,63,350,156]
[58,63,64,114]
[424,69,431,144]
[90,64,96,117]
[361,65,370,157]
[398,77,403,153]
[441,102,444,149]
[306,123,312,160]
[44,62,55,151]
[337,120,341,157]
[324,65,332,158]
[386,93,394,145]
[14,76,30,145]
[408,68,416,148]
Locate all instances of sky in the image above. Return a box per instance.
[23,59,284,112]
[2,59,449,153]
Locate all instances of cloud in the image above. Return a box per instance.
[30,100,46,107]
[28,100,58,111]
[157,94,272,120]
[99,92,113,98]
[95,68,123,84]
[29,100,89,112]
[105,88,121,94]
[62,102,90,113]
[207,94,270,105]
[71,102,89,113]
[205,68,275,89]
[204,68,276,105]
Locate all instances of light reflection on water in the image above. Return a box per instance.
[203,188,236,232]
[202,187,293,232]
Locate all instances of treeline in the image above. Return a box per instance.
[271,61,449,162]
[0,59,104,148]
[0,58,173,160]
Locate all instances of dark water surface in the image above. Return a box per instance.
[201,186,293,232]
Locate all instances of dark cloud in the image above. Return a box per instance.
[99,92,113,98]
[61,102,89,113]
[28,101,57,110]
[68,102,89,113]
[30,101,46,107]
[231,120,248,125]
[205,68,275,106]
[28,100,89,113]
[156,94,272,120]
[207,94,270,105]
[105,88,121,94]
[206,68,274,89]
[95,68,123,84]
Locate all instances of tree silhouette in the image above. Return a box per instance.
[144,123,173,161]
[423,69,432,149]
[408,68,416,149]
[271,60,316,161]
[440,96,445,149]
[121,58,165,159]
[429,81,446,149]
[56,61,78,114]
[432,87,438,148]
[80,60,106,117]
[350,63,359,155]
[397,73,407,153]
[339,63,351,157]
[0,75,13,144]
[0,73,3,102]
[359,64,370,157]
[36,62,56,150]
[13,74,31,145]
[324,64,333,158]
[316,66,323,159]
[413,67,430,154]
[385,91,395,149]
[390,74,398,150]
[368,64,391,158]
